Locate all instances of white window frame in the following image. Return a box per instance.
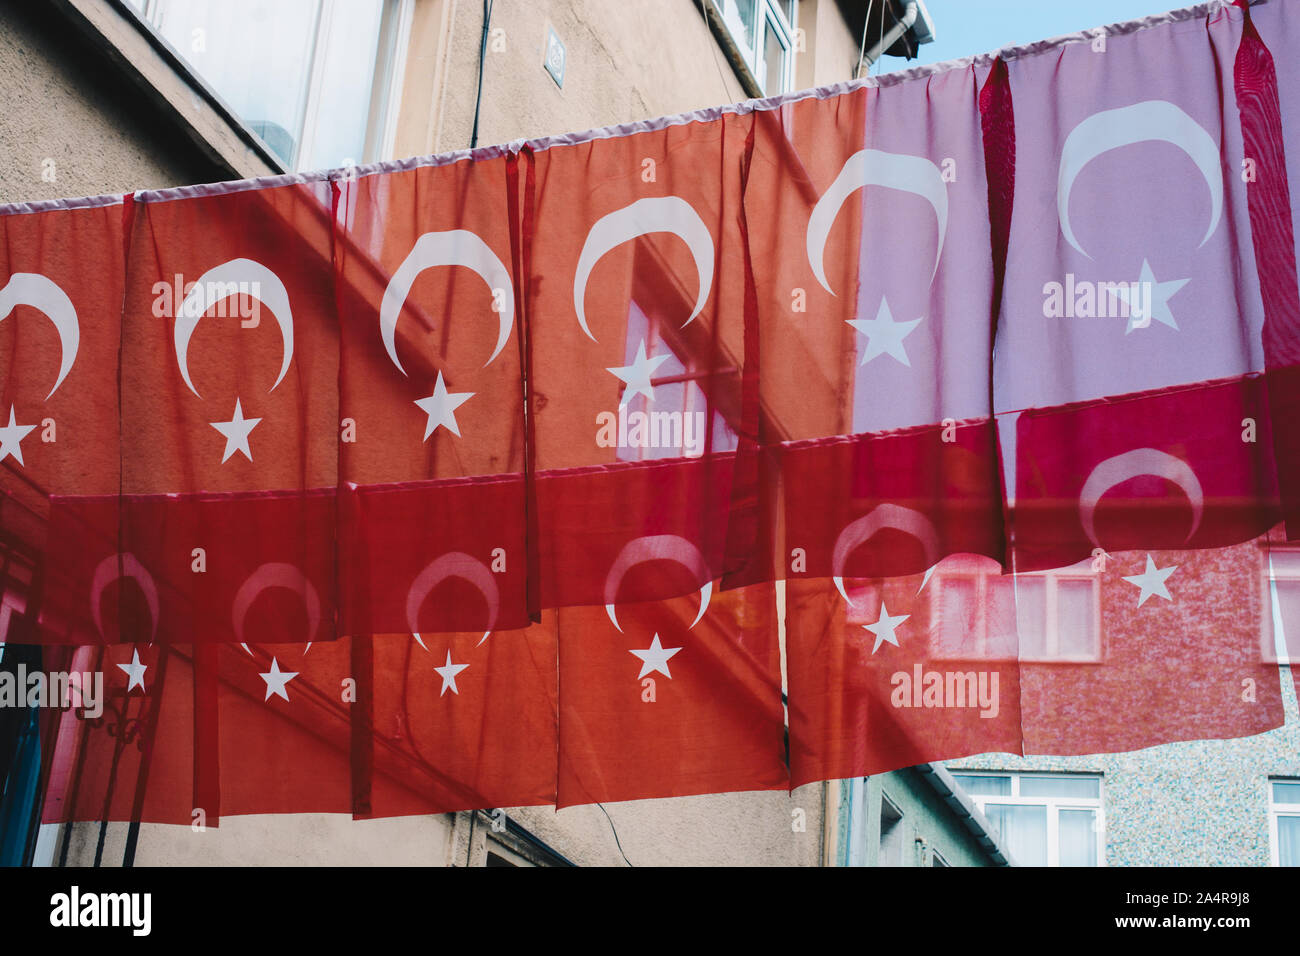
[132,0,412,170]
[614,301,738,463]
[1264,546,1299,665]
[930,558,1102,662]
[713,0,797,95]
[1269,778,1300,867]
[951,771,1106,867]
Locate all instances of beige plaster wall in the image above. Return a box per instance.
[0,1,230,204]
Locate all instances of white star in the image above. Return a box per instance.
[0,406,36,466]
[1113,259,1190,333]
[847,297,923,367]
[1122,554,1177,606]
[434,650,469,696]
[863,601,910,653]
[607,339,671,405]
[628,633,682,679]
[116,648,147,692]
[210,397,261,463]
[414,372,473,440]
[260,656,298,702]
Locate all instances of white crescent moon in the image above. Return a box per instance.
[232,562,321,648]
[831,504,941,604]
[380,230,514,374]
[0,272,80,399]
[1078,448,1204,546]
[90,553,159,643]
[1059,100,1223,258]
[175,258,294,398]
[603,534,712,633]
[573,197,713,342]
[406,552,499,648]
[807,149,948,295]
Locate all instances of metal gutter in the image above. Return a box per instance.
[915,762,1018,866]
[860,0,932,72]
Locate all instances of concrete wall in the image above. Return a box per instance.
[830,770,999,867]
[795,0,864,90]
[0,1,229,204]
[55,785,829,867]
[397,0,860,157]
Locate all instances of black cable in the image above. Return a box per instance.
[596,802,633,866]
[469,0,495,149]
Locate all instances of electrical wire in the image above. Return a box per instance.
[874,0,887,75]
[469,0,495,149]
[597,802,633,866]
[698,0,737,98]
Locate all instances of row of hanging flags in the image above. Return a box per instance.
[2,0,1300,825]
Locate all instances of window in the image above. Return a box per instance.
[474,811,572,867]
[878,792,906,866]
[713,0,796,95]
[614,303,738,463]
[930,555,1101,662]
[128,0,411,171]
[484,843,531,867]
[1264,548,1300,664]
[950,771,1104,867]
[1270,779,1300,867]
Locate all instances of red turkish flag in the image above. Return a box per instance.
[747,62,1012,778]
[38,183,342,649]
[781,418,1003,583]
[523,117,784,802]
[1013,376,1280,572]
[1017,539,1284,756]
[998,5,1278,569]
[0,199,122,499]
[524,111,761,596]
[988,4,1290,758]
[334,156,530,636]
[557,579,785,807]
[41,642,197,825]
[786,561,1021,788]
[0,200,124,646]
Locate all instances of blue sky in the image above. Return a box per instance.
[873,0,1200,74]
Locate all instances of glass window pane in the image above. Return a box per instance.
[951,773,1011,797]
[934,577,977,657]
[984,804,1048,866]
[301,1,386,170]
[1059,809,1098,866]
[1278,815,1300,867]
[986,575,1019,659]
[1270,550,1300,577]
[1274,580,1300,659]
[1014,577,1047,658]
[1056,579,1097,657]
[763,16,787,94]
[1273,781,1300,805]
[1020,775,1100,799]
[155,0,322,167]
[709,403,739,454]
[732,0,758,51]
